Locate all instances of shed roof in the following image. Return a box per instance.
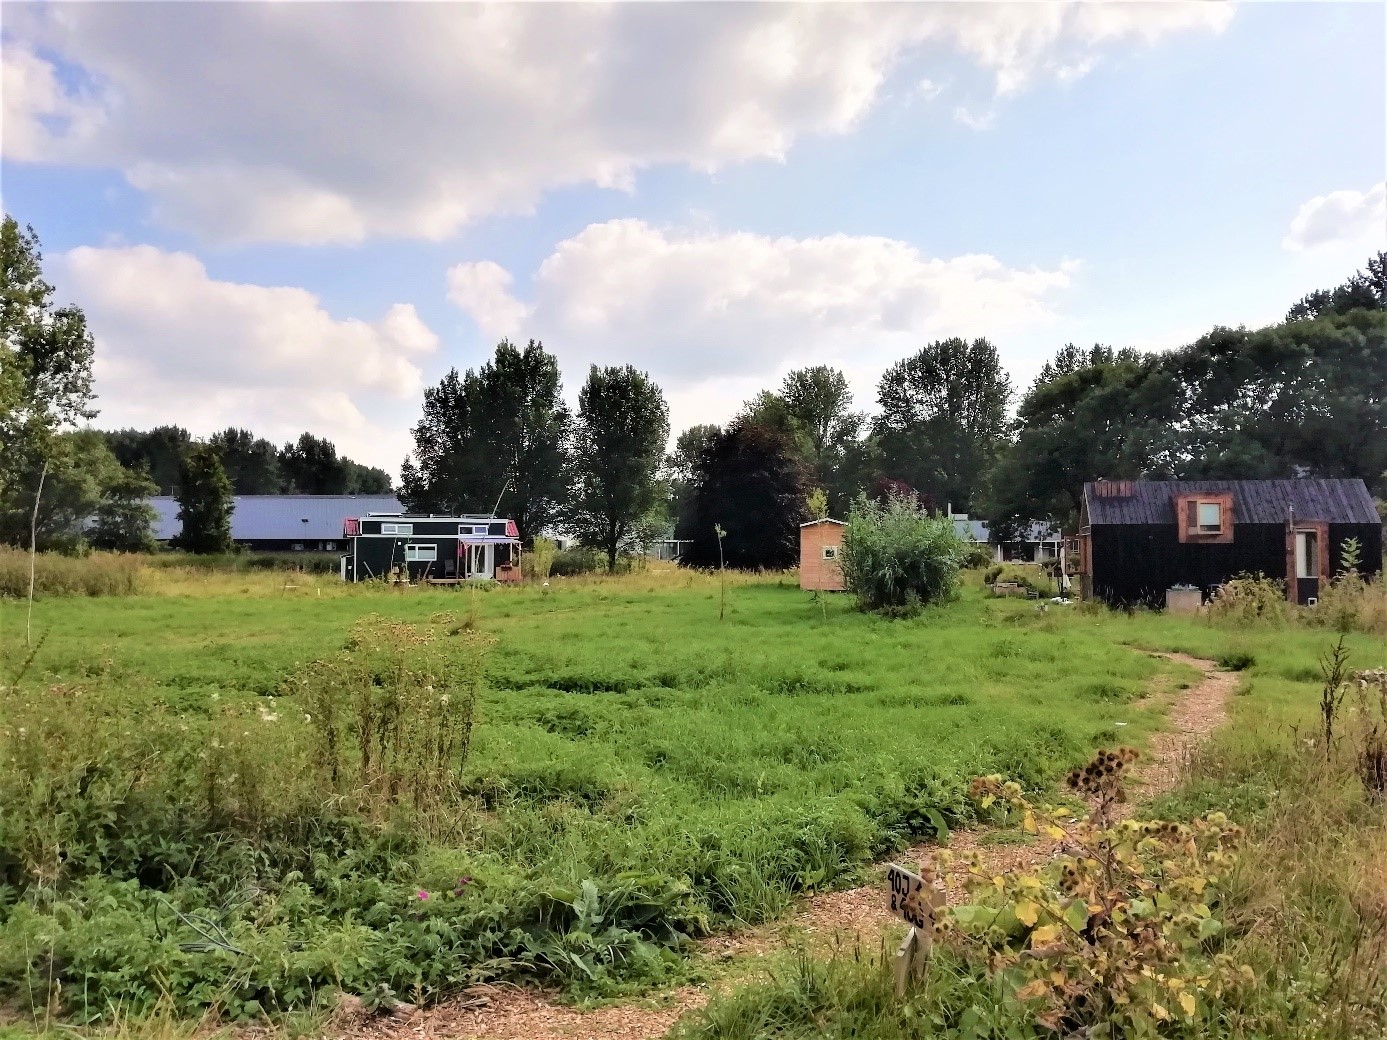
[1083,479,1379,526]
[799,518,845,527]
[148,494,403,542]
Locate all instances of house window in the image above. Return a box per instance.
[1195,502,1223,533]
[291,542,305,551]
[323,541,335,551]
[460,524,490,536]
[382,523,413,536]
[405,544,437,563]
[1295,530,1319,579]
[822,545,839,561]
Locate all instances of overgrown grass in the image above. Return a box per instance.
[0,548,143,598]
[2,568,1384,1034]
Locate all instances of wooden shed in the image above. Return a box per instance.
[800,519,846,591]
[1078,478,1382,607]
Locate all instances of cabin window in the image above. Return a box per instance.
[460,524,489,536]
[382,523,413,536]
[405,543,437,563]
[291,543,304,551]
[822,545,839,561]
[1295,530,1319,579]
[1195,502,1223,532]
[323,541,336,551]
[488,521,507,536]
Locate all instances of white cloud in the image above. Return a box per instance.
[448,219,1077,433]
[59,245,439,468]
[1282,182,1387,253]
[6,3,1232,243]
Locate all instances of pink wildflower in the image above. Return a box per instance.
[416,889,430,901]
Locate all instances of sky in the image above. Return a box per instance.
[3,1,1385,474]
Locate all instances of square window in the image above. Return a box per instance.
[822,545,839,560]
[1196,502,1222,532]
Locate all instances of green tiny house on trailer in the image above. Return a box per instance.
[342,513,522,583]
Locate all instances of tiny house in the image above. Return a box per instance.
[800,519,846,591]
[343,514,522,583]
[1078,479,1382,607]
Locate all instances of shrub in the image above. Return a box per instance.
[984,561,1055,598]
[960,541,994,570]
[0,547,143,598]
[839,495,964,615]
[550,546,604,577]
[1207,574,1289,626]
[1311,570,1387,635]
[525,536,558,580]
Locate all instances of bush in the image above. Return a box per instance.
[0,547,143,598]
[983,562,1056,598]
[1311,571,1387,635]
[549,546,605,577]
[960,541,994,570]
[839,496,964,615]
[1208,574,1289,626]
[524,536,558,580]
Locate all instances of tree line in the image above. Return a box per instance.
[406,253,1382,571]
[4,202,1383,564]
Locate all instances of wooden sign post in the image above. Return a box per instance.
[887,863,945,996]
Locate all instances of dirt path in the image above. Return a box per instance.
[339,651,1236,1040]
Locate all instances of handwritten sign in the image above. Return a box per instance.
[886,863,940,930]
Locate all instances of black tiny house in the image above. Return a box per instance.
[342,514,522,583]
[1079,479,1382,607]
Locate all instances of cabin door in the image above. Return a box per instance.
[1294,529,1320,604]
[463,543,493,580]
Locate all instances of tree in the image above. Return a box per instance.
[1,216,97,538]
[345,461,392,494]
[566,365,669,570]
[90,463,159,552]
[680,419,809,570]
[873,337,1012,511]
[1,430,128,551]
[401,340,569,539]
[279,432,348,494]
[1031,343,1145,389]
[209,427,282,494]
[173,444,234,554]
[779,365,866,514]
[667,423,721,540]
[1286,251,1386,321]
[104,426,193,495]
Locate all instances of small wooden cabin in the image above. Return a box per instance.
[342,513,522,583]
[800,519,846,591]
[1078,479,1382,607]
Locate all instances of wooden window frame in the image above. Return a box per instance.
[822,545,839,561]
[1174,492,1235,544]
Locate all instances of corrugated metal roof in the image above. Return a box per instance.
[1083,479,1379,526]
[148,494,403,542]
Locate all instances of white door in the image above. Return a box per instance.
[468,543,493,579]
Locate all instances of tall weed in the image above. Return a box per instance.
[0,548,142,598]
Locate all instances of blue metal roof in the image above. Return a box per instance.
[148,494,403,542]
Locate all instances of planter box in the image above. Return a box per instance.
[1165,587,1203,613]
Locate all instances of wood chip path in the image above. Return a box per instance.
[336,650,1236,1040]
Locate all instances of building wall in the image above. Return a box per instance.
[799,523,845,591]
[1089,522,1381,606]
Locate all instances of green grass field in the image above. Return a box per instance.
[2,565,1384,1032]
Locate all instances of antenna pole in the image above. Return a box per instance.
[490,477,510,518]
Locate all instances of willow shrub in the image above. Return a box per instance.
[839,496,965,615]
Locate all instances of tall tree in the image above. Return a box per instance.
[0,216,98,539]
[209,427,282,494]
[779,365,865,514]
[567,365,669,570]
[279,432,348,494]
[400,339,568,539]
[344,461,392,494]
[873,337,1012,511]
[1286,251,1386,321]
[173,444,234,554]
[680,419,809,570]
[668,423,721,540]
[104,426,193,495]
[89,463,159,553]
[1031,343,1145,389]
